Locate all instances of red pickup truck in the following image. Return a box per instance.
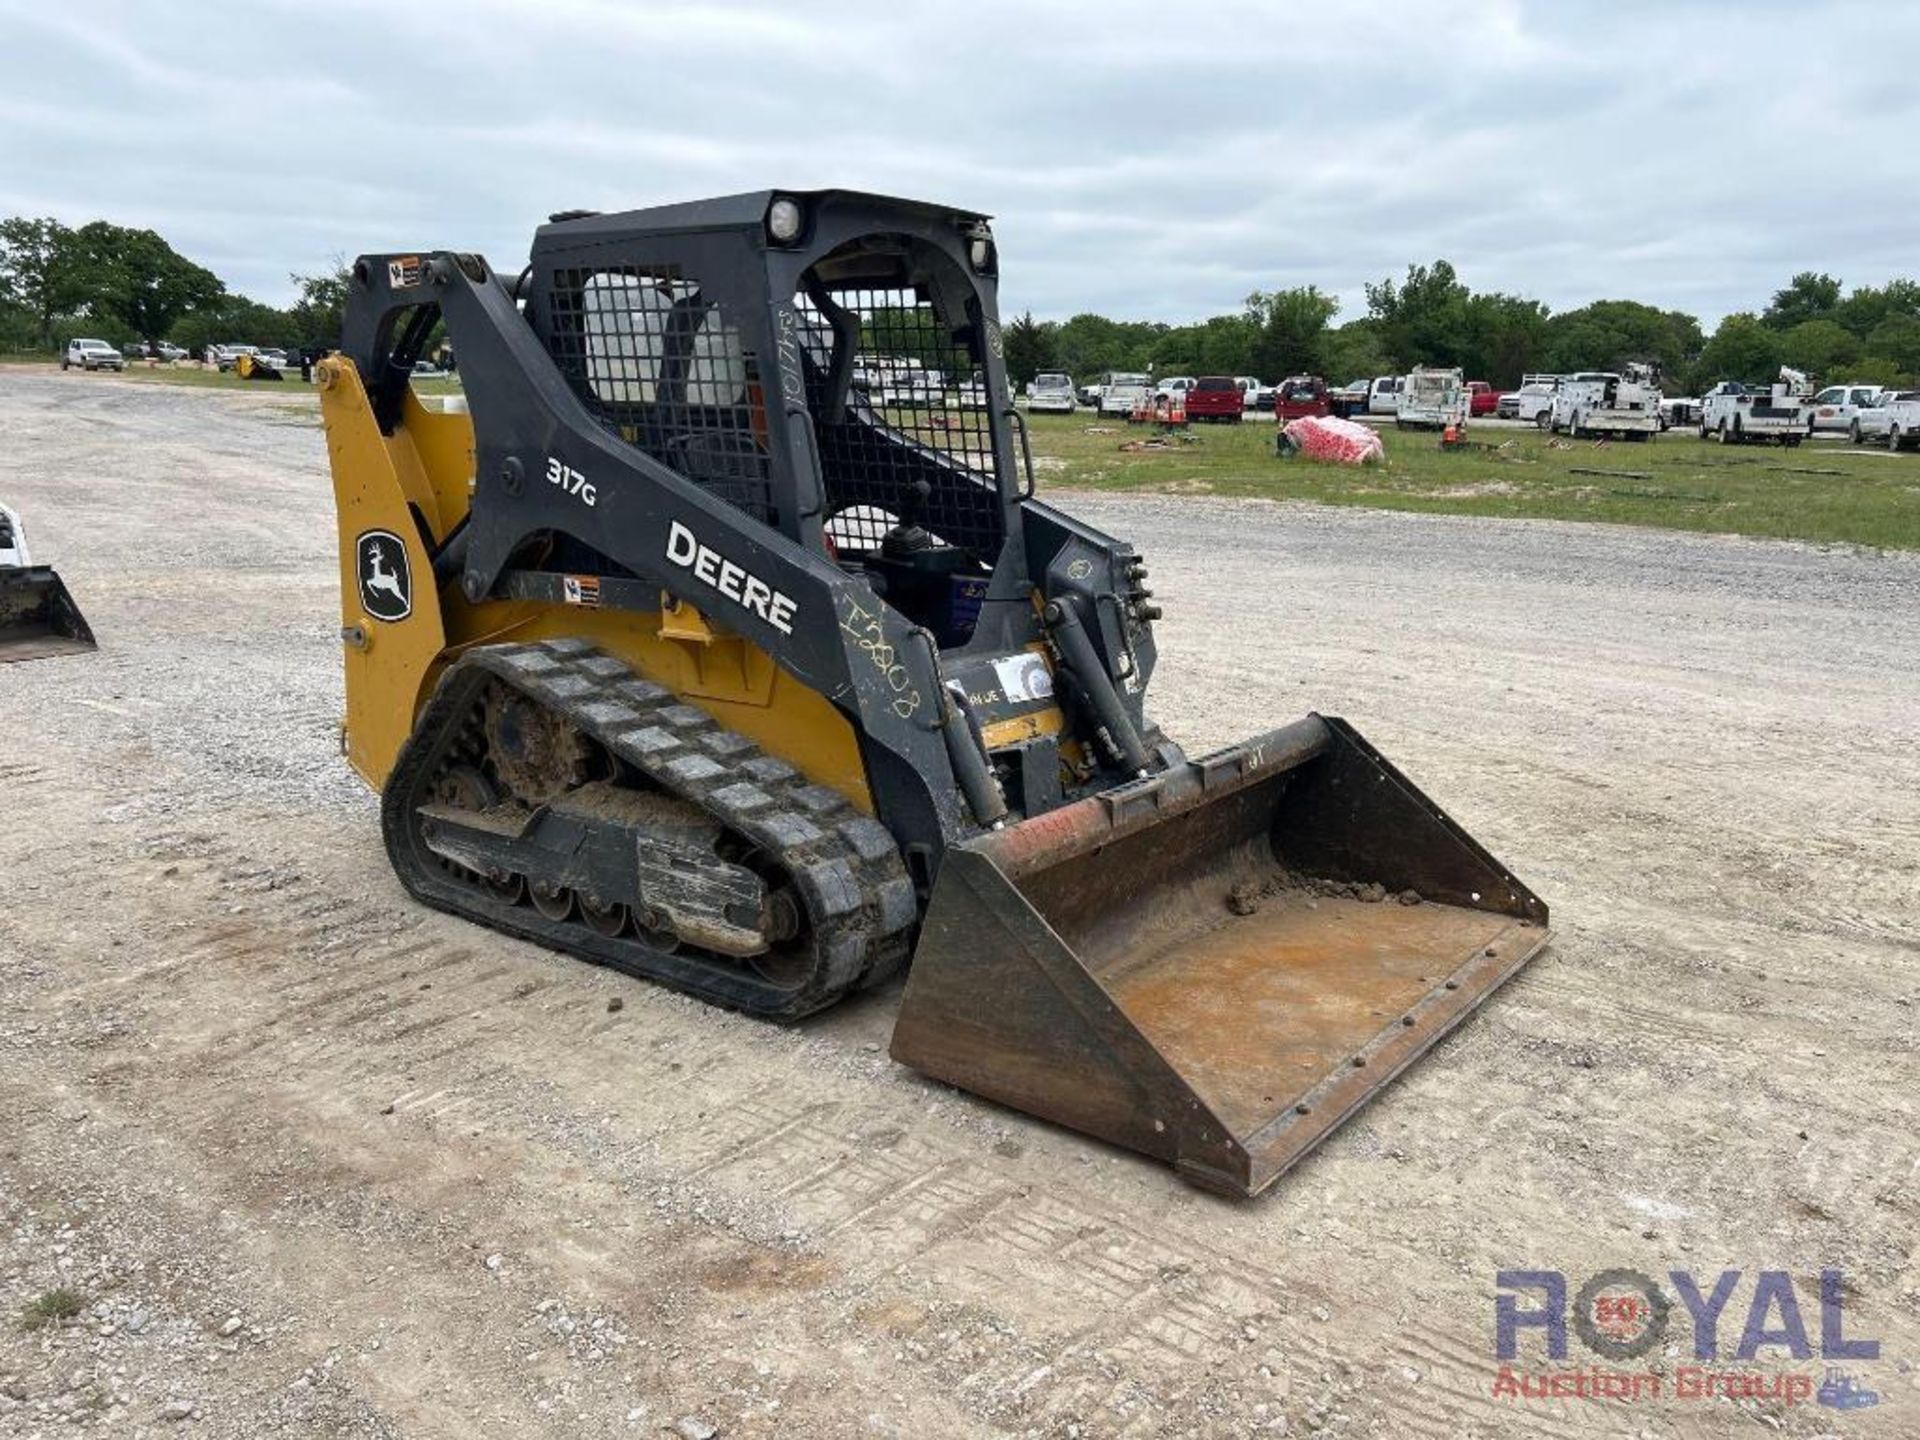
[1466,380,1499,417]
[1274,376,1332,422]
[1185,375,1246,423]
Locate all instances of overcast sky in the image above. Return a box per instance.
[4,0,1913,328]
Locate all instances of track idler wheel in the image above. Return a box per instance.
[529,880,575,922]
[431,763,526,902]
[578,894,630,939]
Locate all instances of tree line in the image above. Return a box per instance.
[7,213,1919,397]
[1000,265,1920,397]
[0,216,345,358]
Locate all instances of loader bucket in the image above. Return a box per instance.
[890,716,1550,1197]
[0,564,97,662]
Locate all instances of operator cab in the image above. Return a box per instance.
[790,233,1016,649]
[527,191,1023,651]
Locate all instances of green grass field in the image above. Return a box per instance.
[1024,413,1920,550]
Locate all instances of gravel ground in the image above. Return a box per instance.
[2,368,1917,1438]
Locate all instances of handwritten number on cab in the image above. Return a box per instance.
[841,598,922,719]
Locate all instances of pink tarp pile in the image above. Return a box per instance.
[1280,415,1384,465]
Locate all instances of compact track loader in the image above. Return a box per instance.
[1,501,95,662]
[320,190,1549,1196]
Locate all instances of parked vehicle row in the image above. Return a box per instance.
[64,337,207,370]
[849,363,994,410]
[1012,372,1281,415]
[119,340,188,362]
[58,337,333,377]
[1003,365,1919,454]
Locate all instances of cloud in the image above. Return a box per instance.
[2,0,1913,326]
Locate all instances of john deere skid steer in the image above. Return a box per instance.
[319,190,1549,1196]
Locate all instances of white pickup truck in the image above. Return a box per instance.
[1865,390,1920,450]
[1026,372,1076,414]
[1365,375,1402,416]
[62,338,125,372]
[1099,371,1152,417]
[1501,379,1557,423]
[878,367,943,408]
[1806,383,1890,440]
[1548,369,1662,440]
[1699,369,1810,446]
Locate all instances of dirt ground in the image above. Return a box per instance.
[2,369,1916,1439]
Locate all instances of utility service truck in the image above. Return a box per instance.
[1546,365,1662,440]
[1699,367,1811,446]
[1395,367,1467,430]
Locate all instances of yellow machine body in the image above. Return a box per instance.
[317,358,872,809]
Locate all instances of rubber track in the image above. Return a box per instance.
[381,637,917,1019]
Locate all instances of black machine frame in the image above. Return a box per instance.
[340,190,1163,879]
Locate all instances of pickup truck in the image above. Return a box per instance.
[1500,380,1556,423]
[1806,383,1890,440]
[1328,380,1371,418]
[62,338,124,372]
[1699,375,1808,446]
[205,343,260,371]
[1274,376,1332,422]
[879,367,944,407]
[1027,372,1076,414]
[1660,396,1702,428]
[1870,391,1920,450]
[1366,376,1402,416]
[950,372,988,410]
[1099,371,1152,418]
[1465,380,1499,417]
[1236,376,1273,412]
[1185,375,1246,422]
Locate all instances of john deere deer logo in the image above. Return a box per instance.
[357,530,412,622]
